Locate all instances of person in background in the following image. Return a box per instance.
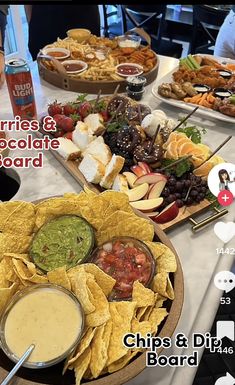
[25,5,101,60]
[0,5,9,88]
[214,7,235,59]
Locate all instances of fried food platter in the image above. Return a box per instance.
[37,32,159,94]
[0,192,184,385]
[152,55,235,124]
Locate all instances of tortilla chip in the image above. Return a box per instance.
[131,318,151,336]
[155,294,167,309]
[12,259,48,284]
[68,328,96,369]
[144,241,166,260]
[83,264,115,296]
[0,282,18,313]
[0,201,35,235]
[148,308,168,333]
[0,259,11,288]
[68,268,95,314]
[107,350,140,373]
[99,191,133,214]
[74,347,91,385]
[83,186,97,196]
[107,301,136,366]
[0,233,32,256]
[97,211,154,245]
[156,248,177,273]
[132,281,155,308]
[85,277,110,327]
[151,272,165,294]
[90,319,112,378]
[47,266,71,290]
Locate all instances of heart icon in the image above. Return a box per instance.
[214,221,235,244]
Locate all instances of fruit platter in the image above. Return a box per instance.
[0,191,183,385]
[38,93,228,231]
[152,54,235,123]
[37,30,158,93]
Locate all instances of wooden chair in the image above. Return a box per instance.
[191,5,228,54]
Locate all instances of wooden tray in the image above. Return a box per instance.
[37,56,159,94]
[0,198,184,385]
[36,145,219,231]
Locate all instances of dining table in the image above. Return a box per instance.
[1,54,235,385]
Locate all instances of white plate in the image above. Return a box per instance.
[152,54,235,124]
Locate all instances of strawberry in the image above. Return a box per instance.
[53,114,65,126]
[63,103,77,116]
[78,101,92,119]
[100,110,109,122]
[53,128,64,138]
[59,116,74,132]
[64,132,73,140]
[48,101,63,116]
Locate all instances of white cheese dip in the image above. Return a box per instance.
[4,288,82,363]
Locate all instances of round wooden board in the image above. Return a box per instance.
[0,198,184,385]
[37,56,159,94]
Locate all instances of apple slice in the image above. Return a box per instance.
[135,173,167,186]
[131,165,146,177]
[122,172,137,188]
[126,183,149,202]
[148,180,167,199]
[138,161,152,174]
[154,201,179,224]
[145,211,159,217]
[130,197,163,212]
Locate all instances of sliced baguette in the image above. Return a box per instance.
[100,155,125,189]
[78,154,105,184]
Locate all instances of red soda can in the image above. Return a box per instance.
[5,58,37,120]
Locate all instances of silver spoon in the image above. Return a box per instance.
[1,344,35,385]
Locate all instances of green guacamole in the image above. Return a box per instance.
[30,215,94,272]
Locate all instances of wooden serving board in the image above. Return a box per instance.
[39,143,212,231]
[0,197,184,385]
[37,54,159,94]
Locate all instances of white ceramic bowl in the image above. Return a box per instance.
[116,63,143,77]
[61,60,88,74]
[42,47,70,60]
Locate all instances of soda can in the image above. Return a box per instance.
[5,58,37,120]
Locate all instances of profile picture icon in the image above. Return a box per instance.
[218,169,233,191]
[208,163,235,199]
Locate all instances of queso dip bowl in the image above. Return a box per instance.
[0,284,84,369]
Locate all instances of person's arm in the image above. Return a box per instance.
[24,5,32,24]
[0,28,4,88]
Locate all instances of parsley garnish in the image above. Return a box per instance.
[161,158,192,177]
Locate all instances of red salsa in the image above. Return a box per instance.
[117,64,143,76]
[47,51,67,58]
[91,238,154,300]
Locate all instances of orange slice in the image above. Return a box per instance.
[191,156,205,168]
[194,160,214,177]
[167,141,179,159]
[178,142,197,156]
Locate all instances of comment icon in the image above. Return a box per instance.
[214,271,235,293]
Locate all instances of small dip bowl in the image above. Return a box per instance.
[216,69,233,79]
[116,63,143,77]
[117,34,141,49]
[29,215,95,272]
[193,84,211,94]
[41,47,70,60]
[66,28,91,43]
[213,88,232,99]
[126,75,146,92]
[84,45,110,61]
[126,86,145,101]
[0,284,85,368]
[61,60,88,74]
[90,237,156,301]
